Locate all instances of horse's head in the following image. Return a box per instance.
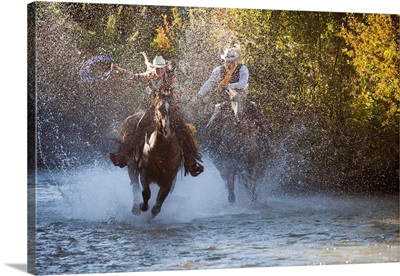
[226,87,247,120]
[153,94,173,137]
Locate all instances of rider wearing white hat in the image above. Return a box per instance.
[110,55,203,176]
[197,47,249,96]
[112,55,180,103]
[220,48,240,61]
[152,55,167,68]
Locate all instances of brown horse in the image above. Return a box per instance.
[127,94,183,217]
[205,88,272,203]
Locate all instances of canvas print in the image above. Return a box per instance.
[28,1,399,275]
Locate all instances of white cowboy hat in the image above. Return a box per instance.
[152,55,167,68]
[221,48,239,61]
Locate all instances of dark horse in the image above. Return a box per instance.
[124,93,183,217]
[205,88,272,203]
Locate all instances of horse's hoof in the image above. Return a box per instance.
[151,204,161,217]
[132,204,141,216]
[228,194,236,203]
[140,203,149,212]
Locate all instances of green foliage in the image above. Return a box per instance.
[148,7,187,60]
[340,14,399,131]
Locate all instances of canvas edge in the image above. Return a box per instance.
[27,1,38,275]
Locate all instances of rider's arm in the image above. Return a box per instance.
[228,65,249,91]
[112,64,128,76]
[169,76,181,104]
[197,66,222,96]
[111,63,149,83]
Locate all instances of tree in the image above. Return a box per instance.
[341,14,399,132]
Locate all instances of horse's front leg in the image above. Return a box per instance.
[224,172,235,203]
[151,183,172,217]
[128,167,142,215]
[248,167,259,203]
[139,176,151,212]
[249,179,257,202]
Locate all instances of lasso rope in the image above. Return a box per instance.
[79,55,115,83]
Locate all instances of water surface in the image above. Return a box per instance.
[29,162,399,275]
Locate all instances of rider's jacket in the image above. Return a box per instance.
[197,63,249,96]
[220,64,243,84]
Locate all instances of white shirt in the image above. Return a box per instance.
[197,64,249,95]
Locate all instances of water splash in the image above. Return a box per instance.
[36,154,292,226]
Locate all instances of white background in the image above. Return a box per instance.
[1,0,398,275]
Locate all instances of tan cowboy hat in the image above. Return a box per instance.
[221,48,239,61]
[152,55,167,68]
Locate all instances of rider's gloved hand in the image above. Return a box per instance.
[217,82,229,91]
[111,63,127,76]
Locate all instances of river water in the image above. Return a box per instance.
[29,160,399,275]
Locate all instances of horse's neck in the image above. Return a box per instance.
[147,127,178,158]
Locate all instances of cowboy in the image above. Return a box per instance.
[194,48,249,126]
[110,55,203,177]
[195,48,272,137]
[197,48,249,97]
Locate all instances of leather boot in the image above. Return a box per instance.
[184,155,204,177]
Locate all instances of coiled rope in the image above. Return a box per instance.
[79,55,115,83]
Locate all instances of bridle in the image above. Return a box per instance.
[154,95,172,138]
